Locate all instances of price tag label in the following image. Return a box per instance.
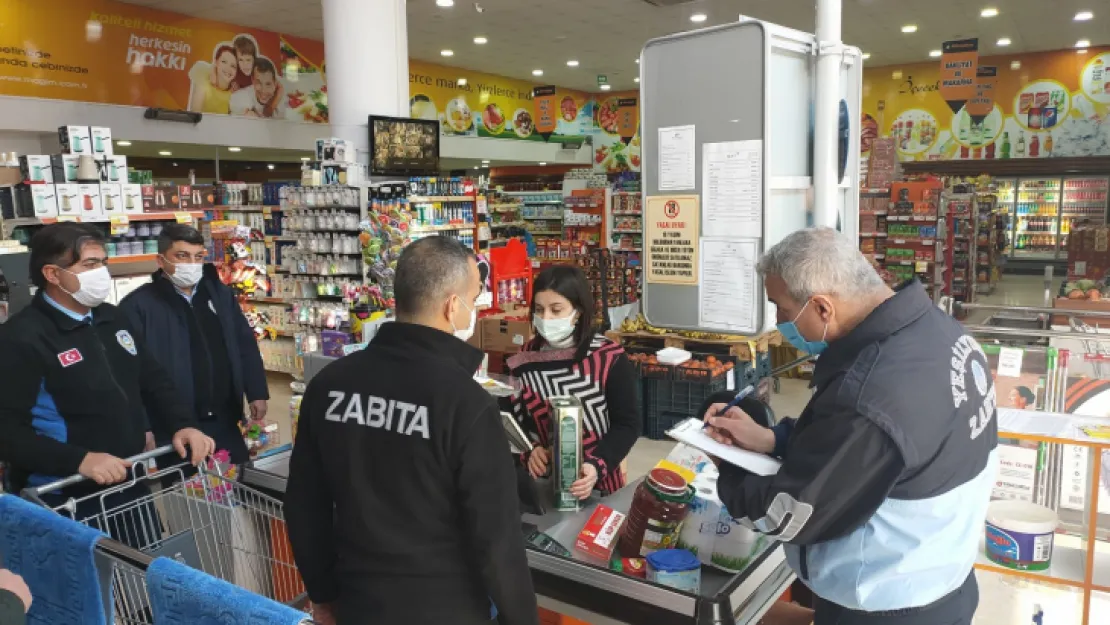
[56,215,79,222]
[110,215,130,235]
[997,347,1024,378]
[915,261,928,273]
[175,211,193,224]
[262,207,272,216]
[476,197,488,214]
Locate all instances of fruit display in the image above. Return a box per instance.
[1063,279,1109,300]
[619,314,761,342]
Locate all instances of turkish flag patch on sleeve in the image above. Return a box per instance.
[57,348,83,367]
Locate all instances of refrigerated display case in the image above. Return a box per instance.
[1012,177,1061,260]
[1060,176,1110,250]
[996,178,1015,255]
[998,176,1109,262]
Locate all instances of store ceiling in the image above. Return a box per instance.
[119,0,1103,92]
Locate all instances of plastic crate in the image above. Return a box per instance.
[643,376,730,440]
[756,350,772,378]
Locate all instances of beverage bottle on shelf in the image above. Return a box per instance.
[961,145,971,159]
[1001,132,1011,159]
[986,142,996,159]
[1030,134,1040,157]
[1016,131,1026,157]
[1045,131,1054,156]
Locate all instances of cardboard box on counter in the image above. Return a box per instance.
[90,127,113,157]
[77,183,103,219]
[480,311,533,352]
[100,184,124,218]
[54,183,81,219]
[50,155,80,183]
[121,184,143,214]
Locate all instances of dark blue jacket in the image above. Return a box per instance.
[119,265,268,438]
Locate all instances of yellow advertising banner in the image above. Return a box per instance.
[645,195,699,285]
[967,66,998,120]
[0,0,641,169]
[0,0,327,121]
[863,46,1110,161]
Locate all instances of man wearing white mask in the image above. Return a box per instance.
[120,224,269,465]
[285,236,538,625]
[0,223,213,521]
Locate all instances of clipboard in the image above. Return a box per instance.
[666,418,782,476]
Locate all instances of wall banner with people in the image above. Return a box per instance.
[0,0,327,122]
[862,45,1110,162]
[0,0,639,171]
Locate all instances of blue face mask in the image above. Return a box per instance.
[776,299,829,355]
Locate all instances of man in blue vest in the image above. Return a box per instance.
[706,228,996,625]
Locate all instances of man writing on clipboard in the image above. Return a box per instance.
[702,228,997,625]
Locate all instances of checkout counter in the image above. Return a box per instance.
[245,351,795,625]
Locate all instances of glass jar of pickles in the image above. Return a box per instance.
[618,468,695,557]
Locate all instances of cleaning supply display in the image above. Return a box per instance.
[677,473,767,573]
[985,500,1057,571]
[618,467,695,557]
[645,548,701,593]
[551,396,585,511]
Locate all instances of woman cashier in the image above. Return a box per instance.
[504,266,641,498]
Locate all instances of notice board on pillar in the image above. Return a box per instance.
[641,22,767,334]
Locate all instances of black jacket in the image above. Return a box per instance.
[284,322,538,625]
[0,293,195,492]
[718,281,998,611]
[0,589,24,625]
[119,266,268,434]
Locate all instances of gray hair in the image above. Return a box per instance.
[394,236,474,317]
[757,227,886,303]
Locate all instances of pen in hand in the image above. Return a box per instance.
[704,384,757,431]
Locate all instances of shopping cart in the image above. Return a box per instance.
[20,445,310,624]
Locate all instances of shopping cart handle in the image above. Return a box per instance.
[20,444,178,499]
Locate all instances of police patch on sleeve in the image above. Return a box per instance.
[116,330,138,356]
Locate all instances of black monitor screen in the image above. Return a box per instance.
[368,115,440,176]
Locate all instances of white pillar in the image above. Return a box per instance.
[322,0,409,158]
[813,0,841,228]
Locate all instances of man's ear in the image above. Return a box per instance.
[812,295,835,322]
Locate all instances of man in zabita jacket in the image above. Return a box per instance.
[705,228,997,625]
[284,236,538,625]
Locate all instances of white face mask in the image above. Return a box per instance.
[166,260,204,288]
[452,296,477,342]
[60,266,112,308]
[534,313,578,348]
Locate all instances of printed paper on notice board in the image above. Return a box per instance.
[702,140,762,238]
[658,125,696,191]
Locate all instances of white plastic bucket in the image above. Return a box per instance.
[984,500,1057,571]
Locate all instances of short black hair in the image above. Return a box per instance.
[1015,386,1036,404]
[531,265,596,353]
[157,223,205,254]
[394,236,474,318]
[253,57,276,79]
[28,223,106,288]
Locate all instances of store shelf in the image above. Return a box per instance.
[527,231,565,236]
[34,211,205,225]
[523,215,564,220]
[859,232,888,238]
[887,238,935,245]
[411,223,476,232]
[861,188,893,195]
[859,210,888,216]
[490,221,525,228]
[211,206,279,212]
[246,297,296,306]
[612,229,642,234]
[887,215,938,222]
[408,196,476,203]
[488,204,522,212]
[107,254,157,264]
[613,248,642,252]
[975,539,1110,591]
[612,211,643,216]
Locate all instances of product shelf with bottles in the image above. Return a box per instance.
[858,188,892,263]
[406,176,478,251]
[881,181,945,298]
[997,176,1110,262]
[975,189,1002,295]
[944,186,977,304]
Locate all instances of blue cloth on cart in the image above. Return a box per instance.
[146,557,306,625]
[0,494,109,625]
